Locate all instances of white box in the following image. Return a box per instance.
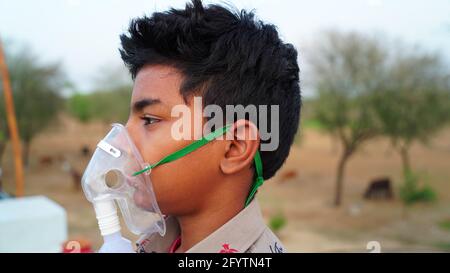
[0,195,67,252]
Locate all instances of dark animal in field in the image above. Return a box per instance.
[62,160,82,190]
[80,146,90,157]
[39,156,53,166]
[279,170,298,183]
[70,168,82,191]
[364,178,394,200]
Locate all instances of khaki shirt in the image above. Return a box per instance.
[135,199,285,253]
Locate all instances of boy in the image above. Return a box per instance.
[119,0,300,253]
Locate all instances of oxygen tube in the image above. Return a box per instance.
[94,200,134,253]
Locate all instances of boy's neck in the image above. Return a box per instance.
[174,190,246,253]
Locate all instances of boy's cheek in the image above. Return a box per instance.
[148,161,214,215]
[132,177,195,215]
[143,166,191,214]
[134,134,222,214]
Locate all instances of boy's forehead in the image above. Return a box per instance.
[132,65,185,107]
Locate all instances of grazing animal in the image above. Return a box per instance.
[62,160,82,190]
[364,178,394,200]
[70,168,82,191]
[279,170,297,183]
[39,155,53,166]
[80,146,91,157]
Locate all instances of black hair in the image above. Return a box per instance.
[120,0,301,180]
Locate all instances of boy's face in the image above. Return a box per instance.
[125,65,225,216]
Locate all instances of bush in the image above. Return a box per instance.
[399,171,437,205]
[438,219,450,231]
[66,86,131,124]
[67,94,92,123]
[269,213,287,233]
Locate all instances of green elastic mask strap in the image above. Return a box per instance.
[132,125,231,176]
[132,124,264,207]
[245,149,263,207]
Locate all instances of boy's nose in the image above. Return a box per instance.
[125,123,136,140]
[124,122,142,151]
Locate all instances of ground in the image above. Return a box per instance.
[2,115,450,252]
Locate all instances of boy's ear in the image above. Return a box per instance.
[220,119,259,175]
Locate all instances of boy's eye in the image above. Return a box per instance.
[141,115,161,126]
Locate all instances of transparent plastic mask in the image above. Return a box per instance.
[81,123,165,236]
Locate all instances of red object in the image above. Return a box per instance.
[219,243,238,253]
[62,239,93,253]
[168,236,182,253]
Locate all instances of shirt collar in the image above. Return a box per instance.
[136,199,266,253]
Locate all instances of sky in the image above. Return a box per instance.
[0,0,449,95]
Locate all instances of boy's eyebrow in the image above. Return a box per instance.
[132,98,162,113]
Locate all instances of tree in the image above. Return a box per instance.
[67,64,132,124]
[67,93,92,123]
[373,47,450,181]
[67,87,132,124]
[0,42,67,166]
[309,31,388,206]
